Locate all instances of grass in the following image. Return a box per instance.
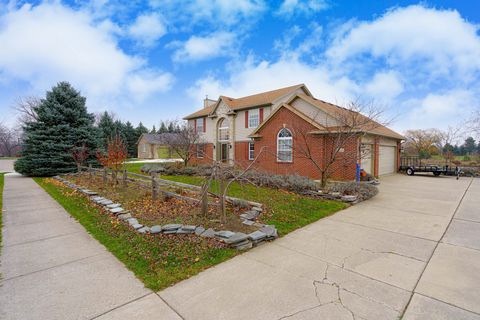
[0,173,4,250]
[160,175,347,235]
[124,162,146,174]
[34,177,237,291]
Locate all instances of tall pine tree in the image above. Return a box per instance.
[123,121,137,157]
[97,111,115,150]
[15,82,97,176]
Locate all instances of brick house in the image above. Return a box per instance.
[184,84,404,181]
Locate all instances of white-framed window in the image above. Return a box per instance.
[248,142,254,160]
[248,109,259,128]
[218,118,230,141]
[196,144,205,158]
[277,128,293,162]
[196,118,204,133]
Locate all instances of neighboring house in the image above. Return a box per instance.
[184,84,404,181]
[137,133,177,159]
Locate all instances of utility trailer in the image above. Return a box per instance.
[400,156,461,179]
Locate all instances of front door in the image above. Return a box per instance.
[220,143,229,162]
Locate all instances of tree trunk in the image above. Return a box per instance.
[200,181,209,217]
[151,173,157,201]
[219,177,226,224]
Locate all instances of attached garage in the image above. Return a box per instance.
[360,144,373,175]
[378,145,396,175]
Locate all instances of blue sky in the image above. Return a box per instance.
[0,0,479,134]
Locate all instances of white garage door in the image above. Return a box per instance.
[360,144,373,174]
[379,146,396,175]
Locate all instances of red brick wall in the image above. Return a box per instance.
[244,106,358,181]
[234,141,252,168]
[190,143,214,165]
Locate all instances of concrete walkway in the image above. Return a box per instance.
[158,175,480,319]
[0,174,181,320]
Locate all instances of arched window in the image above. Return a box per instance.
[277,128,293,162]
[218,118,230,141]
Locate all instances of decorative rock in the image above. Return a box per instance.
[252,207,262,212]
[341,195,357,202]
[117,213,132,220]
[253,222,266,228]
[162,224,182,231]
[150,225,162,234]
[106,203,121,209]
[248,230,267,242]
[92,197,105,203]
[194,226,205,235]
[330,192,341,197]
[177,225,196,234]
[240,210,259,220]
[214,230,235,239]
[131,223,143,230]
[259,225,278,239]
[224,232,249,245]
[109,207,124,214]
[98,199,113,205]
[200,228,215,238]
[233,240,253,250]
[242,220,255,226]
[137,226,150,234]
[127,218,139,225]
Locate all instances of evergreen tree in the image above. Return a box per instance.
[150,125,157,134]
[113,120,127,142]
[124,121,137,157]
[14,82,97,176]
[159,121,167,133]
[135,122,149,143]
[97,111,115,150]
[167,121,175,133]
[463,137,476,155]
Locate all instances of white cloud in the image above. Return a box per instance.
[172,32,236,62]
[364,71,404,102]
[326,5,480,79]
[0,2,173,109]
[128,13,166,47]
[276,0,329,18]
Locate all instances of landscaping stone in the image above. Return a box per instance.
[150,225,162,234]
[248,230,267,242]
[252,207,262,212]
[341,195,357,202]
[233,240,253,250]
[177,225,196,234]
[253,222,266,228]
[98,199,113,205]
[137,226,150,234]
[240,210,259,220]
[224,232,249,245]
[163,230,178,234]
[330,192,341,197]
[260,225,278,239]
[131,223,143,230]
[214,230,235,239]
[109,207,124,214]
[200,228,215,238]
[92,197,105,202]
[106,203,121,209]
[117,213,132,220]
[162,224,182,231]
[242,220,255,226]
[194,226,205,235]
[127,218,139,225]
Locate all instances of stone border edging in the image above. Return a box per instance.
[53,176,278,250]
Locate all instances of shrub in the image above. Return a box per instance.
[328,182,378,201]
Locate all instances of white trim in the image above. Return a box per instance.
[248,108,259,128]
[196,144,205,158]
[248,142,254,160]
[277,128,293,162]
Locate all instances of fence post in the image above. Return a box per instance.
[201,181,208,217]
[151,173,157,201]
[88,164,92,178]
[103,167,107,183]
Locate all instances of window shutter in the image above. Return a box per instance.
[194,119,197,132]
[245,110,249,128]
[203,118,206,133]
[259,108,264,123]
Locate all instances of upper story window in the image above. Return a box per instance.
[277,128,293,162]
[248,109,259,128]
[218,118,230,141]
[196,118,205,133]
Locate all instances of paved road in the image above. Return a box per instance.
[159,175,480,319]
[0,174,182,320]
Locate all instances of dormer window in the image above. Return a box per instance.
[248,109,259,128]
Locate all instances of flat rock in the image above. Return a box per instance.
[91,196,104,201]
[234,241,253,250]
[106,203,121,209]
[163,230,178,234]
[162,224,182,231]
[248,230,267,241]
[341,195,357,202]
[150,225,162,234]
[214,230,235,239]
[260,225,278,238]
[252,207,262,212]
[194,226,205,235]
[200,228,215,238]
[224,232,249,245]
[137,226,150,234]
[99,199,113,205]
[131,223,143,230]
[240,210,259,220]
[181,225,196,232]
[110,207,124,214]
[242,220,255,226]
[117,213,132,220]
[127,218,139,225]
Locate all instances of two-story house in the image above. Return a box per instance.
[184,84,404,181]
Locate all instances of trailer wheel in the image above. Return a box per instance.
[407,168,414,176]
[433,171,441,176]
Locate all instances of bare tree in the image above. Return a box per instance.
[437,125,463,163]
[13,96,40,125]
[163,121,202,167]
[0,123,21,157]
[403,129,442,157]
[291,100,390,187]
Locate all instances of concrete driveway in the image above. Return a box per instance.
[159,174,480,319]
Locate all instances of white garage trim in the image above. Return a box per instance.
[379,145,396,175]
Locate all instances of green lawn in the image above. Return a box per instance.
[0,173,4,250]
[124,162,146,174]
[35,177,237,291]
